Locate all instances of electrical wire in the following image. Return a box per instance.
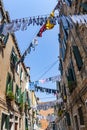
[39,97,56,99]
[32,59,58,80]
[38,59,58,79]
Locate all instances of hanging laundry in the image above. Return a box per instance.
[61,15,69,30]
[66,16,74,29]
[32,37,38,50]
[28,17,32,26]
[21,19,28,31]
[2,22,14,35]
[39,17,44,26]
[36,16,40,25]
[64,0,72,7]
[37,24,46,37]
[15,19,21,31]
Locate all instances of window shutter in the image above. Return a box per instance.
[15,85,18,102]
[64,84,67,96]
[68,68,74,81]
[27,94,30,108]
[70,60,76,81]
[65,112,71,126]
[3,33,9,45]
[20,92,23,104]
[23,91,26,103]
[1,113,5,130]
[20,69,22,80]
[18,88,21,104]
[8,80,13,92]
[25,118,28,129]
[5,115,9,130]
[78,107,84,125]
[73,46,83,71]
[11,49,18,66]
[59,59,63,75]
[15,85,21,103]
[6,73,10,93]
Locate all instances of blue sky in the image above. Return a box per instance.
[3,0,60,102]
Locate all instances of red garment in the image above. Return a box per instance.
[37,24,46,37]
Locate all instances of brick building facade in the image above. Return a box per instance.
[55,0,87,130]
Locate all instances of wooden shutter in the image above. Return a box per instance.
[73,46,83,71]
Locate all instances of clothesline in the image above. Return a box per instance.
[1,14,87,36]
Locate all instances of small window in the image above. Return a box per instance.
[78,107,84,125]
[15,116,18,121]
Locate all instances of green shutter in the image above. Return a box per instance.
[11,49,18,66]
[1,113,5,130]
[3,33,9,45]
[25,118,28,129]
[7,80,13,92]
[73,46,83,71]
[27,95,30,109]
[15,85,21,104]
[18,88,21,104]
[15,85,18,102]
[19,92,24,109]
[23,91,26,103]
[5,115,9,130]
[6,73,10,93]
[1,114,9,130]
[20,68,22,80]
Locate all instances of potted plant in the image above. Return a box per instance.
[6,90,14,101]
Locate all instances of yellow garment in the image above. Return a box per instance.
[45,11,55,30]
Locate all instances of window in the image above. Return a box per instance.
[78,107,84,125]
[16,63,20,74]
[67,60,76,93]
[15,85,21,104]
[60,39,66,60]
[73,46,83,71]
[59,59,63,76]
[20,68,23,81]
[1,113,9,130]
[74,115,79,130]
[6,73,14,100]
[25,118,28,130]
[65,112,71,126]
[10,47,18,67]
[80,2,87,12]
